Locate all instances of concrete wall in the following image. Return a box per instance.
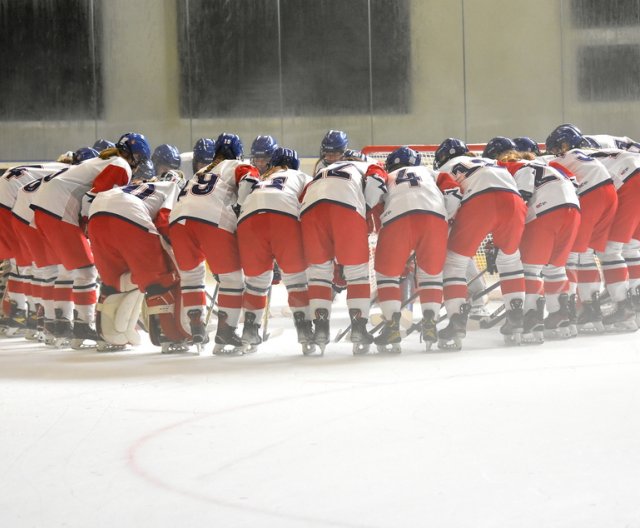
[1,0,639,161]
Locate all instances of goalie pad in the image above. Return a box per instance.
[96,289,145,346]
[145,283,189,345]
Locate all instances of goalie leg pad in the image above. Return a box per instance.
[145,283,189,345]
[97,291,139,346]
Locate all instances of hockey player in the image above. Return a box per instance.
[0,162,68,337]
[545,125,618,334]
[580,145,640,331]
[313,130,349,174]
[88,172,186,352]
[93,139,115,152]
[179,137,216,181]
[582,134,640,153]
[151,144,181,178]
[433,138,527,349]
[371,147,454,353]
[72,148,99,165]
[486,136,581,341]
[169,133,259,354]
[249,135,278,175]
[31,132,148,347]
[10,175,66,342]
[237,147,314,354]
[300,149,388,354]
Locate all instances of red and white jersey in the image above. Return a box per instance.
[12,178,46,227]
[31,156,131,225]
[501,160,580,223]
[0,163,67,211]
[584,134,640,153]
[378,165,447,226]
[169,159,258,233]
[550,149,613,196]
[581,148,640,190]
[238,167,312,223]
[301,160,386,218]
[436,156,520,203]
[89,181,181,235]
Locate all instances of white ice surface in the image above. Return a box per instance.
[1,286,640,528]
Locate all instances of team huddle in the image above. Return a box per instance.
[1,124,639,355]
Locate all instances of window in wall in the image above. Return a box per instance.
[577,44,640,101]
[177,0,411,118]
[0,0,102,121]
[571,0,640,28]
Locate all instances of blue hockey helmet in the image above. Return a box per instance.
[72,147,99,164]
[554,123,582,135]
[214,133,244,160]
[482,136,518,160]
[512,136,541,156]
[433,138,469,169]
[251,135,278,158]
[269,147,300,171]
[151,144,181,171]
[92,138,115,151]
[545,126,587,154]
[132,158,156,182]
[582,136,601,148]
[192,137,215,171]
[321,130,349,155]
[116,132,151,168]
[385,146,422,172]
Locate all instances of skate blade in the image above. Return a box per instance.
[604,320,638,333]
[301,343,318,356]
[577,322,605,335]
[437,337,462,351]
[70,338,98,350]
[375,343,402,354]
[521,332,544,345]
[96,343,127,353]
[352,343,371,355]
[543,326,571,340]
[212,344,245,356]
[503,333,522,346]
[161,343,191,354]
[243,344,259,354]
[3,327,26,338]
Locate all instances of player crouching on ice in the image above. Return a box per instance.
[371,147,459,353]
[236,147,315,354]
[87,171,191,352]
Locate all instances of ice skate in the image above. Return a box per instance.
[576,292,604,334]
[420,309,438,351]
[522,298,545,344]
[294,311,316,356]
[188,308,209,354]
[3,303,27,337]
[70,321,100,350]
[603,297,637,333]
[500,299,524,346]
[48,310,73,348]
[311,308,330,355]
[241,312,262,354]
[438,303,470,351]
[96,340,127,353]
[24,309,41,341]
[212,311,244,355]
[544,293,572,339]
[630,286,640,327]
[161,341,191,353]
[373,312,402,354]
[349,308,374,355]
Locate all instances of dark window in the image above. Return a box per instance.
[0,0,102,121]
[578,45,640,101]
[177,0,410,118]
[571,0,640,28]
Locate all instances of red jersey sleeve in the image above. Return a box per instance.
[436,172,462,193]
[90,163,130,193]
[154,208,171,239]
[235,164,259,185]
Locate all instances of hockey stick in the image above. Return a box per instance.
[478,304,506,328]
[261,285,273,342]
[334,265,493,343]
[204,281,220,327]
